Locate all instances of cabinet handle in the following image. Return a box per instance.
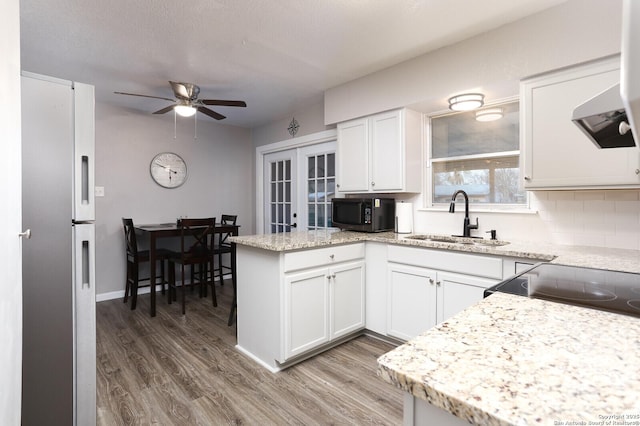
[635,169,639,175]
[524,176,531,181]
[326,275,331,280]
[436,281,441,287]
[337,183,341,188]
[428,278,434,285]
[329,254,335,260]
[371,181,375,186]
[331,273,336,279]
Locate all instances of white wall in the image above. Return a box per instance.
[95,103,253,298]
[325,0,623,124]
[313,0,640,250]
[0,0,23,422]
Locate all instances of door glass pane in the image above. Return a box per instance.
[285,182,291,202]
[308,157,315,178]
[270,183,276,202]
[285,160,291,180]
[327,178,335,201]
[308,204,315,227]
[271,163,276,182]
[318,155,325,177]
[308,181,316,202]
[277,161,283,180]
[327,153,335,176]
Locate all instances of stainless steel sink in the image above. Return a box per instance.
[404,234,510,247]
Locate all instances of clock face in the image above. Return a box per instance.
[150,152,188,188]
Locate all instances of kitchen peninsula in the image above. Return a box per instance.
[231,229,640,424]
[378,291,640,425]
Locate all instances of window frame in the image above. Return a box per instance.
[425,97,530,211]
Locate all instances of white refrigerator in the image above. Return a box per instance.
[21,72,96,425]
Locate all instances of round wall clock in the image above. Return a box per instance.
[150,152,188,188]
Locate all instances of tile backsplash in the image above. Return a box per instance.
[531,190,640,250]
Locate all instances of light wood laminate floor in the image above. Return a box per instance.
[96,280,403,425]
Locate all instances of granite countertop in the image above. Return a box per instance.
[377,292,640,425]
[230,229,640,273]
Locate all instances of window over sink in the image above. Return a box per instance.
[428,99,527,208]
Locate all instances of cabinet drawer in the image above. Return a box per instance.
[284,243,365,272]
[388,245,503,280]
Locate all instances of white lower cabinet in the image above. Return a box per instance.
[387,263,436,340]
[386,245,501,341]
[283,253,365,361]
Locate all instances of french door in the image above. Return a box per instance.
[264,150,298,233]
[263,141,336,234]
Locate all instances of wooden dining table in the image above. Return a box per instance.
[135,222,239,321]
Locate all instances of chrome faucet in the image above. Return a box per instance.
[449,190,478,238]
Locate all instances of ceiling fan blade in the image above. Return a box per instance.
[201,99,247,107]
[153,105,177,114]
[198,107,226,120]
[114,91,175,103]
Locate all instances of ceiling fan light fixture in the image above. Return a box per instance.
[448,93,484,111]
[475,107,504,122]
[174,105,197,117]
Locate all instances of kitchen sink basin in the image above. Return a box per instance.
[405,234,510,247]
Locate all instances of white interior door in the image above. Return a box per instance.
[1,0,24,423]
[264,150,298,233]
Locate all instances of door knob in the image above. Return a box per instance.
[19,229,32,239]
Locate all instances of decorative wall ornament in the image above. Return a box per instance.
[288,117,300,137]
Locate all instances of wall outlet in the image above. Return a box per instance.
[95,186,105,197]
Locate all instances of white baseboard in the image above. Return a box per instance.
[96,274,232,303]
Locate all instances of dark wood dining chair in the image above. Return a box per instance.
[122,218,172,311]
[167,217,217,314]
[213,214,238,286]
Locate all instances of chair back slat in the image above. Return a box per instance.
[122,218,138,257]
[179,218,215,263]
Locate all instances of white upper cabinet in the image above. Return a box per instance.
[521,55,640,190]
[337,108,422,193]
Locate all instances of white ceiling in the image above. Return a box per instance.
[20,0,567,128]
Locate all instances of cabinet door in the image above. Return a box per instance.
[387,263,436,341]
[330,260,365,340]
[370,110,403,192]
[337,117,369,192]
[522,56,640,189]
[436,272,497,324]
[283,267,330,360]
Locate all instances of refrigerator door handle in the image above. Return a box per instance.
[73,223,96,425]
[73,82,95,222]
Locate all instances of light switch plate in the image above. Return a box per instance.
[95,186,105,197]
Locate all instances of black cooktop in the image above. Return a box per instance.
[484,263,640,318]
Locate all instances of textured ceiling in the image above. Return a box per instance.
[20,0,567,128]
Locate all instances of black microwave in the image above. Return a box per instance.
[332,198,395,232]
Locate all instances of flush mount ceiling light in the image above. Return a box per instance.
[448,93,484,111]
[475,107,504,122]
[174,105,197,117]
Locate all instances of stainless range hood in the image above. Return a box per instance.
[571,0,639,150]
[572,83,635,149]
